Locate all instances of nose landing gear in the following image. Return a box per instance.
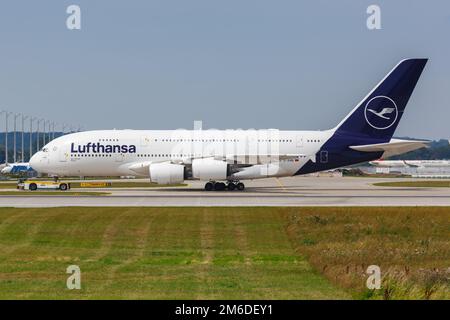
[204,181,245,191]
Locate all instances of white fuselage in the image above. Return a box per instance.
[30,129,334,180]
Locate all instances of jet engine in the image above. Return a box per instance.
[149,163,185,184]
[192,158,230,181]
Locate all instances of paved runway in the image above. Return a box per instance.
[2,176,450,207]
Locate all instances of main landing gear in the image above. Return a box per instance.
[204,181,245,191]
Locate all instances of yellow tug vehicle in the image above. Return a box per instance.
[17,179,71,191]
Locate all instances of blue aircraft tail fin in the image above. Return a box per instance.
[334,58,428,141]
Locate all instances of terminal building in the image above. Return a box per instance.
[360,162,450,178]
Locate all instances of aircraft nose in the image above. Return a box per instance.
[29,152,44,172]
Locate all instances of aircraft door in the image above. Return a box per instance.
[58,144,69,162]
[296,136,303,148]
[320,150,328,163]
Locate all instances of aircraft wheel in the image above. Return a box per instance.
[227,182,236,191]
[205,182,214,191]
[236,182,245,191]
[214,182,226,191]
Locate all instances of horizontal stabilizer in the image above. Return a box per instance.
[349,139,429,158]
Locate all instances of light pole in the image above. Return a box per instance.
[0,111,4,163]
[47,120,52,143]
[51,122,55,140]
[29,117,35,160]
[13,113,20,163]
[42,120,47,146]
[21,114,28,163]
[46,120,51,143]
[37,118,44,151]
[1,111,12,164]
[0,111,5,163]
[46,120,51,142]
[49,121,53,141]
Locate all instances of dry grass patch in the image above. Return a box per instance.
[285,207,450,299]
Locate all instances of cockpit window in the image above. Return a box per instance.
[42,147,49,152]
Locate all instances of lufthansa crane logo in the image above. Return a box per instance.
[364,96,398,130]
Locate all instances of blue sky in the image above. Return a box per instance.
[0,0,449,139]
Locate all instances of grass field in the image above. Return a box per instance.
[0,207,347,299]
[0,207,448,300]
[374,180,450,188]
[287,207,450,299]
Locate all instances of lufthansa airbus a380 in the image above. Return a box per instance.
[30,59,429,191]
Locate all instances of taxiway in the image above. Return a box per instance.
[1,176,449,207]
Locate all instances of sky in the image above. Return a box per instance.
[0,0,449,139]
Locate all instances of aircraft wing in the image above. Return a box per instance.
[349,139,429,158]
[211,154,309,164]
[126,154,308,175]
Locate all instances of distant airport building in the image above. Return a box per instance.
[363,160,450,178]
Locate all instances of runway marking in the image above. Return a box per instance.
[275,178,287,191]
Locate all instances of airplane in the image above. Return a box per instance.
[1,162,34,175]
[30,58,429,191]
[369,159,450,168]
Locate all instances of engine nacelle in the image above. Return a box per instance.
[149,163,185,184]
[192,158,229,181]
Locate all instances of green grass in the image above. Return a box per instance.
[374,180,450,188]
[0,207,347,300]
[0,207,448,300]
[0,191,109,196]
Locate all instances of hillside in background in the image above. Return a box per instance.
[389,139,450,160]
